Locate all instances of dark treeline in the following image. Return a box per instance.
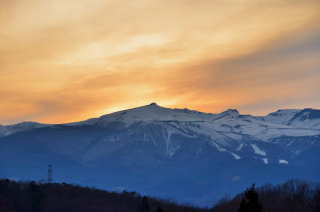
[0,179,203,212]
[211,179,320,212]
[0,179,320,212]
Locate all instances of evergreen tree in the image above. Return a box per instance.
[156,206,164,212]
[238,184,263,212]
[137,196,151,212]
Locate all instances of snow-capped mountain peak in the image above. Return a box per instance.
[287,108,320,129]
[264,109,301,124]
[218,109,239,118]
[1,104,320,206]
[1,105,320,140]
[289,108,320,121]
[88,103,210,127]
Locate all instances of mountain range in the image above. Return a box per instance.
[1,103,320,206]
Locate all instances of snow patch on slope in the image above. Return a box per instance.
[262,158,268,164]
[236,143,244,151]
[279,159,289,164]
[250,144,266,156]
[231,152,241,160]
[209,141,227,152]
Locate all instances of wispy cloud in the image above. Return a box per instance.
[0,0,319,124]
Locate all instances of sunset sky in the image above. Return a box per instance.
[1,0,320,124]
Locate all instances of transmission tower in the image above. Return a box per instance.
[48,164,53,183]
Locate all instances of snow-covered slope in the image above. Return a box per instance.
[68,103,320,141]
[1,103,319,160]
[0,122,48,137]
[0,103,319,206]
[74,103,217,126]
[2,103,319,138]
[264,109,301,124]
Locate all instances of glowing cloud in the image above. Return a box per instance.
[0,0,320,124]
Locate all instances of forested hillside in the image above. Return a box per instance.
[1,179,319,212]
[211,179,320,212]
[0,179,203,212]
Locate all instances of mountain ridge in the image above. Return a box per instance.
[0,103,320,206]
[1,103,319,126]
[1,103,320,136]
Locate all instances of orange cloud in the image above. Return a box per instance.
[0,0,320,124]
